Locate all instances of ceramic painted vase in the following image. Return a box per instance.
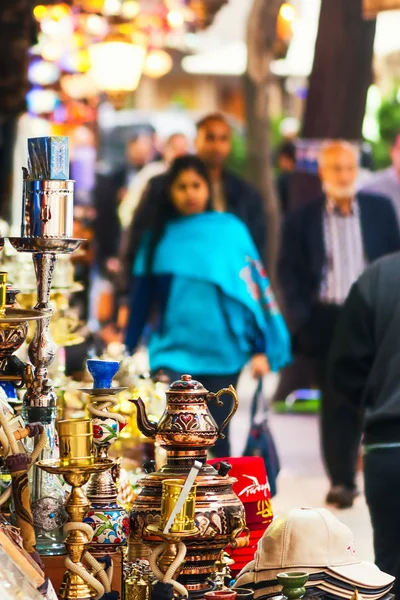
[87,359,120,389]
[93,416,118,446]
[85,503,129,547]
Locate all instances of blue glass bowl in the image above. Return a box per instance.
[87,359,120,390]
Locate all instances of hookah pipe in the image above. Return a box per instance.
[149,542,188,598]
[149,462,202,599]
[65,394,126,599]
[0,409,47,563]
[87,393,126,435]
[62,521,114,600]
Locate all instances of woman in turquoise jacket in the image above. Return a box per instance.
[125,155,290,456]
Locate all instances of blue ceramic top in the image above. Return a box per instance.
[87,359,120,389]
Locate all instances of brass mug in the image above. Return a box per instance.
[160,478,197,534]
[0,272,6,316]
[57,419,94,467]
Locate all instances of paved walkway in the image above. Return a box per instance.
[269,413,374,562]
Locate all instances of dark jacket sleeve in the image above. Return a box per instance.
[382,197,400,253]
[245,185,267,259]
[328,276,376,414]
[125,274,172,353]
[125,276,153,352]
[224,172,267,259]
[277,211,309,333]
[93,171,123,273]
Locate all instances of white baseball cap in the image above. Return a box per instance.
[236,509,394,593]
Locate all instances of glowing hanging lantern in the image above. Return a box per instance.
[27,89,59,115]
[143,49,173,78]
[61,49,91,73]
[28,60,60,86]
[81,0,104,12]
[277,2,296,44]
[50,3,70,21]
[85,14,108,36]
[167,10,185,28]
[89,34,146,94]
[279,3,296,22]
[60,74,99,99]
[121,0,140,19]
[103,0,121,16]
[42,42,63,62]
[75,49,91,73]
[33,4,48,20]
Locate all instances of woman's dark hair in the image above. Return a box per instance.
[123,155,212,277]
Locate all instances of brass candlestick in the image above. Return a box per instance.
[37,419,114,600]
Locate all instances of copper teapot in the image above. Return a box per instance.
[132,374,238,451]
[129,375,246,596]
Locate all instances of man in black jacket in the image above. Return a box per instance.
[329,253,400,594]
[278,140,400,508]
[195,113,266,257]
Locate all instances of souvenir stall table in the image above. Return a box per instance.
[0,135,395,600]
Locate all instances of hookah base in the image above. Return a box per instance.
[38,542,66,556]
[88,543,123,554]
[59,567,97,600]
[184,579,216,599]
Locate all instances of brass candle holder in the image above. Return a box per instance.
[37,419,114,600]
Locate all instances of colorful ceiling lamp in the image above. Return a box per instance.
[60,73,99,99]
[167,9,185,28]
[26,89,59,115]
[28,60,61,86]
[121,0,140,19]
[88,33,146,95]
[143,49,173,78]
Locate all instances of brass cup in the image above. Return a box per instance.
[0,272,6,316]
[160,478,197,534]
[57,419,94,467]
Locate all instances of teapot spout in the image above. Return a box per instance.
[130,397,157,438]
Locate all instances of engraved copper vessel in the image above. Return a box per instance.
[129,375,246,597]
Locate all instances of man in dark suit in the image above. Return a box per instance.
[278,140,400,508]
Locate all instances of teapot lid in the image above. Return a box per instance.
[168,374,208,393]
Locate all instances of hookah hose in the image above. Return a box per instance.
[63,521,113,600]
[87,394,126,427]
[0,417,47,507]
[150,541,188,598]
[0,409,47,560]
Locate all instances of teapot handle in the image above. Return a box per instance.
[208,385,238,439]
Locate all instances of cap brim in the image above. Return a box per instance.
[318,580,392,599]
[329,563,394,589]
